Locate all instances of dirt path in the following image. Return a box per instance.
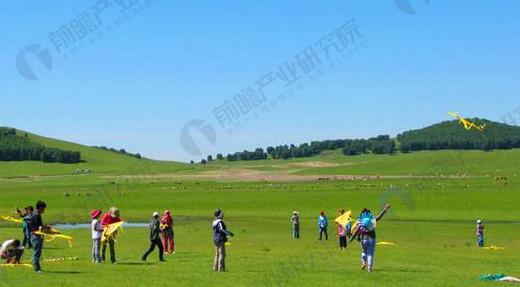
[105,168,471,182]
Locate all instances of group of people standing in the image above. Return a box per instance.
[1,201,177,272]
[0,199,496,276]
[290,204,391,272]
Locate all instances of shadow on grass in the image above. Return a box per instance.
[116,262,158,266]
[375,267,430,273]
[45,271,87,274]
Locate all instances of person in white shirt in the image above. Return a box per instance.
[90,209,103,263]
[1,239,24,264]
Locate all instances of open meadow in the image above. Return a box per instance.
[1,149,520,286]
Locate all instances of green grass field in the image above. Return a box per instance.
[1,140,520,286]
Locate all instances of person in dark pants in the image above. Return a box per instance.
[212,209,234,272]
[30,201,47,273]
[291,211,300,239]
[317,211,328,240]
[142,212,165,262]
[101,207,121,264]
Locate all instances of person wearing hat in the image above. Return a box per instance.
[212,209,234,272]
[90,209,103,263]
[291,211,300,239]
[160,210,175,254]
[142,212,165,262]
[476,219,485,247]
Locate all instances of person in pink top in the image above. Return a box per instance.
[160,210,175,254]
[337,209,348,251]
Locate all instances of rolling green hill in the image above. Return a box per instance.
[2,125,520,178]
[0,128,196,177]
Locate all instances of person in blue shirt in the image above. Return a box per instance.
[317,211,328,241]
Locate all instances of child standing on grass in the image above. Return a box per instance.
[317,211,328,241]
[16,206,33,249]
[476,219,484,247]
[91,209,103,263]
[337,209,348,250]
[160,210,175,254]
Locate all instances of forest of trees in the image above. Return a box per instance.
[0,128,81,163]
[93,145,142,159]
[397,119,520,152]
[209,119,520,162]
[221,136,396,162]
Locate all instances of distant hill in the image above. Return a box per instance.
[397,119,520,152]
[0,127,193,177]
[0,127,81,163]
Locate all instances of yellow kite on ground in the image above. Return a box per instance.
[483,245,504,250]
[102,221,125,243]
[0,216,22,224]
[377,241,396,246]
[0,263,32,268]
[334,210,353,227]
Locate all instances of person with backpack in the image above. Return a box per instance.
[212,209,234,272]
[350,204,391,272]
[317,211,328,240]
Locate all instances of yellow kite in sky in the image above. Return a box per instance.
[448,112,486,132]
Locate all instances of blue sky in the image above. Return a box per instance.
[1,1,519,162]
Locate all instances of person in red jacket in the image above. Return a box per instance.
[100,207,121,264]
[160,210,175,254]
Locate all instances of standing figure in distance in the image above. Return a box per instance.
[212,209,234,272]
[291,211,300,239]
[317,211,328,241]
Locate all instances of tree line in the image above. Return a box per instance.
[196,119,520,163]
[93,146,142,159]
[0,128,81,163]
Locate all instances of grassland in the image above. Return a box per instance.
[1,138,520,286]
